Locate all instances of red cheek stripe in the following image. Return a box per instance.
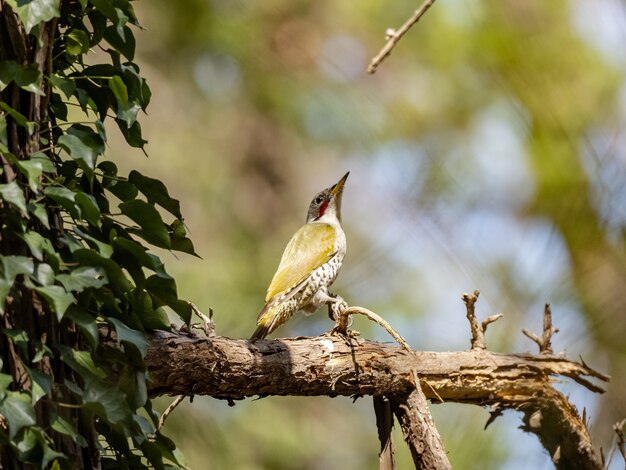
[319,200,329,217]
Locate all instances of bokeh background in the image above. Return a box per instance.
[106,0,626,468]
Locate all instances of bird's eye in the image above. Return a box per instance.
[315,196,324,205]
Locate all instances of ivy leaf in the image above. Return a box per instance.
[109,75,141,127]
[0,101,35,134]
[0,61,18,90]
[56,266,107,292]
[16,427,65,468]
[27,202,50,229]
[4,0,61,34]
[112,237,167,276]
[72,228,113,257]
[75,191,102,227]
[65,307,99,348]
[116,118,147,149]
[108,317,148,358]
[45,186,80,219]
[32,262,55,286]
[72,249,132,294]
[34,285,74,320]
[104,25,136,61]
[82,380,130,425]
[0,391,36,438]
[22,230,55,261]
[14,63,44,95]
[0,255,34,315]
[64,349,107,379]
[51,415,88,447]
[16,159,43,193]
[25,368,52,405]
[50,73,77,98]
[128,171,182,219]
[120,199,171,249]
[0,182,28,216]
[145,275,191,323]
[66,29,90,57]
[58,124,105,176]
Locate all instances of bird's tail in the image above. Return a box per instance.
[250,323,271,342]
[250,303,276,341]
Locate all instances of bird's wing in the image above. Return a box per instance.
[265,223,337,302]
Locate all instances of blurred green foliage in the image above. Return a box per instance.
[106,0,625,468]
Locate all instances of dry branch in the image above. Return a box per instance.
[373,396,396,470]
[367,0,437,74]
[146,331,608,469]
[462,290,502,350]
[522,304,559,354]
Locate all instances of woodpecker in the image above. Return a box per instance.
[250,172,349,341]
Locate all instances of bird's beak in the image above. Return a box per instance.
[330,171,349,197]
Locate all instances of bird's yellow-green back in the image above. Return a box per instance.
[265,223,337,302]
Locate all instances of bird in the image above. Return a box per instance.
[250,172,349,341]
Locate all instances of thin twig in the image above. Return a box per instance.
[188,301,215,337]
[522,304,559,355]
[605,419,626,469]
[367,0,437,74]
[462,290,503,350]
[335,305,412,352]
[157,394,186,432]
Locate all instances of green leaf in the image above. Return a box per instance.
[106,179,138,201]
[112,237,167,276]
[120,199,171,249]
[65,349,106,379]
[0,101,35,134]
[22,230,55,261]
[32,262,54,286]
[4,0,61,34]
[51,415,88,447]
[50,74,77,98]
[109,76,128,108]
[25,368,52,405]
[104,25,136,61]
[108,317,148,358]
[15,427,65,467]
[128,170,182,219]
[3,329,29,356]
[72,227,113,257]
[27,202,50,229]
[145,275,191,323]
[130,287,171,330]
[116,118,147,149]
[58,124,105,175]
[82,380,130,425]
[0,255,34,315]
[14,63,44,95]
[0,182,28,216]
[75,191,102,227]
[109,75,141,128]
[72,248,132,293]
[34,285,74,320]
[56,266,107,292]
[0,61,18,91]
[16,159,43,193]
[0,391,36,438]
[66,29,90,57]
[45,186,80,219]
[65,307,99,348]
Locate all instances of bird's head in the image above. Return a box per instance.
[306,172,349,223]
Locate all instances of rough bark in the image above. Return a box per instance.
[146,331,607,469]
[373,396,396,470]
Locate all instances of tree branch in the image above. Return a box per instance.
[146,331,608,469]
[367,0,437,74]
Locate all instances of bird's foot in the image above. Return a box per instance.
[327,294,349,321]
